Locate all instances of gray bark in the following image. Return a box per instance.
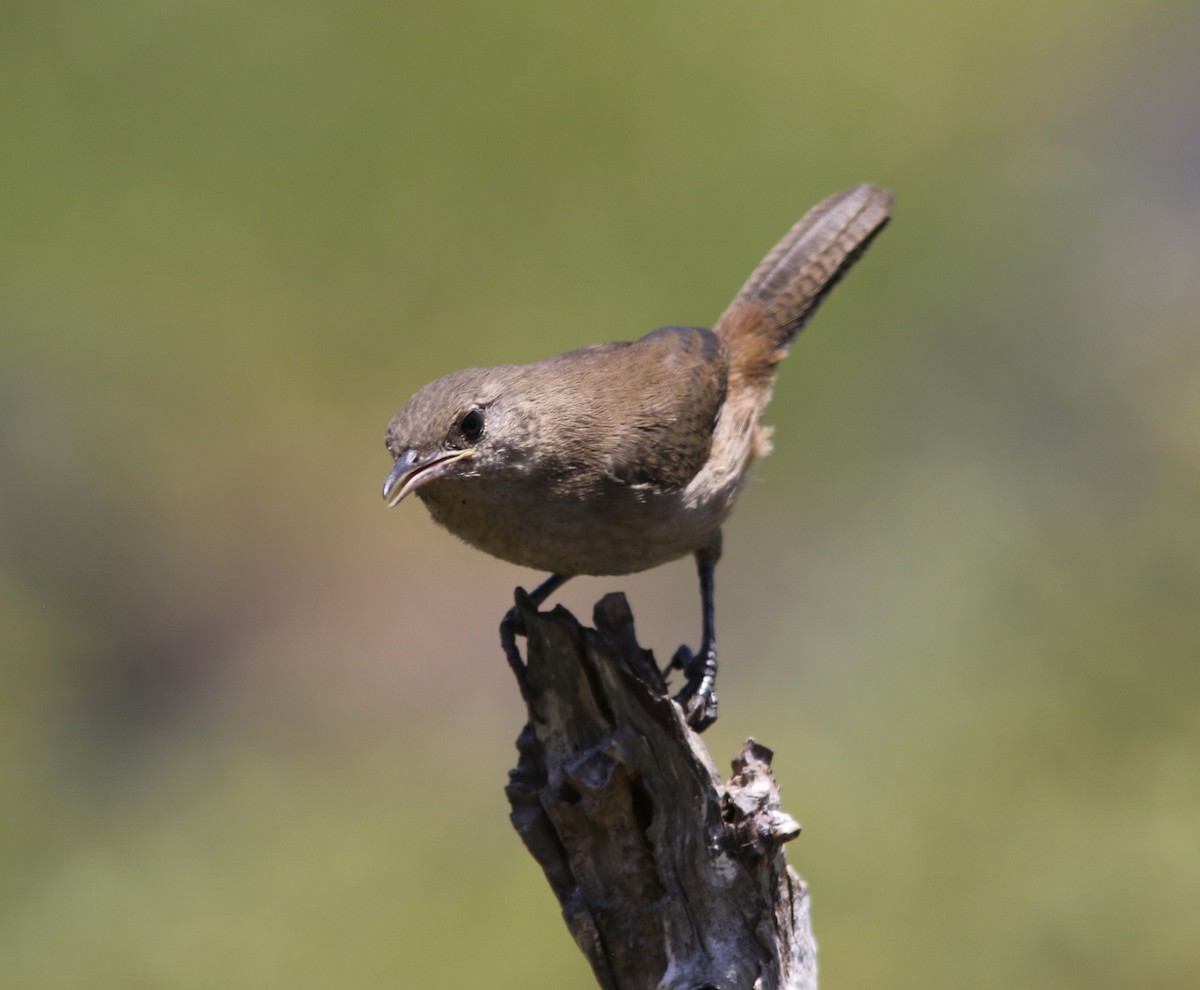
[504,590,817,990]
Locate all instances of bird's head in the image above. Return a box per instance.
[382,366,531,507]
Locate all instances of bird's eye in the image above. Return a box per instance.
[460,408,485,442]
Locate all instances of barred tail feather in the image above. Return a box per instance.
[715,184,893,389]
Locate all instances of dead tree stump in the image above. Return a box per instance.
[504,590,817,990]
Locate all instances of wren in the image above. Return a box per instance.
[383,184,893,729]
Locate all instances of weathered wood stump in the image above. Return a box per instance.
[504,590,817,990]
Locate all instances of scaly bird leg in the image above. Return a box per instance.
[670,550,719,731]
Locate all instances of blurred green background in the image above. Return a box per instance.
[3,1,1198,986]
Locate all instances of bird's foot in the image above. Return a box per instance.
[669,644,719,732]
[500,588,539,704]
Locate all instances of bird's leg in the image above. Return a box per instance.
[500,572,572,702]
[671,550,719,731]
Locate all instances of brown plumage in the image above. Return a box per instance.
[383,184,893,728]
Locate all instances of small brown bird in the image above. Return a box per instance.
[383,184,892,728]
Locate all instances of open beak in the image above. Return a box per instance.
[382,448,475,507]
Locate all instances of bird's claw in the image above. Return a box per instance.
[674,675,719,732]
[666,643,691,674]
[500,595,534,704]
[669,644,719,731]
[502,603,527,639]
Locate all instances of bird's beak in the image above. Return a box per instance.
[382,448,475,507]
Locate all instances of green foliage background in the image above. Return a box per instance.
[3,2,1198,986]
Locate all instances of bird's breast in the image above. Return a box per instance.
[417,473,736,576]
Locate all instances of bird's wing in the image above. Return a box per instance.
[598,325,728,491]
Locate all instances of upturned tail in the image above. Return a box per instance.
[714,184,893,393]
